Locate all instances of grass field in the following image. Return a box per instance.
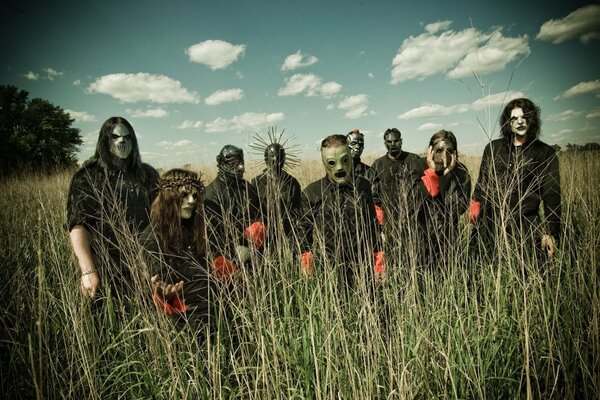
[0,151,598,399]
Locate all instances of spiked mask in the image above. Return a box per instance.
[265,143,286,173]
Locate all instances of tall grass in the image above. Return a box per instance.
[0,151,598,399]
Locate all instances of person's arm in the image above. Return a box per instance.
[469,144,491,224]
[70,225,100,298]
[541,148,561,256]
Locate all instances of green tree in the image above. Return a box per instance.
[0,85,82,176]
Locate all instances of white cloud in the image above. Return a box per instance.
[586,109,600,119]
[65,109,97,122]
[417,122,443,131]
[43,67,64,80]
[204,88,244,105]
[186,40,246,70]
[73,80,81,86]
[319,81,342,98]
[368,72,375,79]
[399,91,524,119]
[556,79,600,99]
[559,129,574,134]
[390,23,529,84]
[205,112,285,133]
[536,5,600,44]
[177,120,204,130]
[87,73,199,104]
[278,73,341,98]
[281,50,319,71]
[23,71,39,80]
[157,139,193,150]
[546,109,583,122]
[338,94,372,119]
[425,20,452,34]
[126,108,169,118]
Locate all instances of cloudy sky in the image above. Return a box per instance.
[1,0,599,167]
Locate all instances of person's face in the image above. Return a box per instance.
[179,186,198,220]
[347,133,364,159]
[432,140,456,171]
[384,132,402,158]
[510,107,528,137]
[321,144,352,185]
[265,145,285,172]
[109,123,132,159]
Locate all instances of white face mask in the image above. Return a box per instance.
[510,107,528,137]
[110,123,133,159]
[179,187,198,220]
[321,145,352,185]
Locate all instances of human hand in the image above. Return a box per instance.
[426,146,437,172]
[443,152,458,176]
[81,271,100,298]
[151,275,184,302]
[541,235,555,258]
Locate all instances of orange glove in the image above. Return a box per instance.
[421,168,440,197]
[300,251,314,275]
[153,292,188,316]
[374,204,384,226]
[469,200,481,224]
[374,251,386,273]
[243,221,267,248]
[212,255,238,281]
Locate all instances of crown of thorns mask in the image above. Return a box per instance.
[157,175,205,193]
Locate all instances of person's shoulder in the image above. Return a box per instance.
[404,151,420,160]
[371,155,387,168]
[304,177,327,196]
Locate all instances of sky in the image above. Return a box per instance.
[1,0,600,168]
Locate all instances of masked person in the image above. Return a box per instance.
[410,130,471,269]
[298,134,385,289]
[250,139,301,247]
[347,129,381,209]
[204,145,266,270]
[469,98,561,260]
[140,169,236,335]
[67,117,159,302]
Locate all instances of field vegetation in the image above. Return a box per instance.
[0,151,598,399]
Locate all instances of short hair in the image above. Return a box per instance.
[320,134,348,149]
[429,130,457,151]
[150,169,206,258]
[383,128,401,138]
[499,98,541,142]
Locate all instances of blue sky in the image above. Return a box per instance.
[2,0,599,168]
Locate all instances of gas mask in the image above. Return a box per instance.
[432,140,456,171]
[346,131,364,160]
[384,131,402,159]
[179,186,198,220]
[109,123,132,159]
[265,143,286,173]
[321,144,352,185]
[217,145,245,180]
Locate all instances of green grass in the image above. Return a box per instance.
[0,151,598,399]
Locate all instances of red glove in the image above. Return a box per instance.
[153,292,187,316]
[469,200,481,224]
[212,255,238,281]
[374,204,384,226]
[243,221,267,248]
[421,168,440,197]
[300,251,314,275]
[374,251,386,273]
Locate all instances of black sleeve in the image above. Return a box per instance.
[541,148,561,239]
[472,143,491,204]
[444,163,471,216]
[66,168,98,232]
[298,184,319,254]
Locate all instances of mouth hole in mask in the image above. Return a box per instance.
[335,171,347,179]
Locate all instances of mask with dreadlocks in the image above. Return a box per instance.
[216,145,245,181]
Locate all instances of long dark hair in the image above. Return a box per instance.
[150,169,207,258]
[86,117,146,180]
[429,130,457,151]
[499,98,541,142]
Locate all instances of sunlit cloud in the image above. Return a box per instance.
[157,139,193,150]
[65,109,97,122]
[390,22,529,84]
[278,73,341,98]
[281,50,319,71]
[204,88,244,105]
[177,120,205,130]
[23,71,39,80]
[87,73,199,104]
[186,40,246,70]
[205,112,285,133]
[537,5,600,44]
[399,91,524,119]
[417,122,443,131]
[555,79,600,99]
[43,67,64,81]
[338,94,373,119]
[126,108,169,118]
[546,109,583,122]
